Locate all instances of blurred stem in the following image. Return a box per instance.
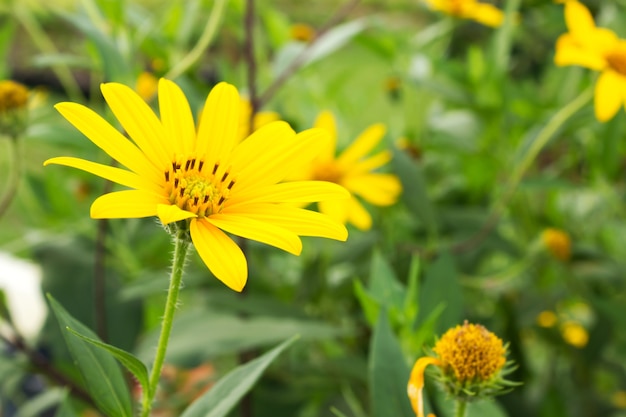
[454,400,467,417]
[165,0,228,80]
[141,232,190,417]
[495,87,593,213]
[0,137,21,220]
[13,5,83,101]
[244,0,258,136]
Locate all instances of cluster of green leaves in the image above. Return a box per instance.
[2,0,626,417]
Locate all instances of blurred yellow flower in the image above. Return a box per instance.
[135,72,158,102]
[555,0,626,121]
[612,391,626,409]
[424,0,504,27]
[0,80,29,138]
[238,99,280,142]
[290,23,315,42]
[536,310,558,328]
[560,321,588,348]
[45,79,349,291]
[541,228,571,261]
[292,111,402,230]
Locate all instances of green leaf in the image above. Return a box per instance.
[368,250,405,312]
[418,253,463,334]
[180,336,298,417]
[16,388,66,417]
[47,295,132,417]
[66,327,150,398]
[353,279,380,326]
[369,310,414,417]
[392,149,438,236]
[54,390,80,417]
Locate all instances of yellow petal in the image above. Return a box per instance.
[227,181,349,207]
[313,111,338,160]
[337,123,386,167]
[90,190,166,219]
[351,151,392,174]
[43,156,162,193]
[207,213,302,255]
[158,78,194,156]
[343,173,402,206]
[318,199,349,226]
[156,204,197,225]
[101,82,171,168]
[467,3,504,27]
[594,70,626,122]
[190,218,247,292]
[565,0,596,39]
[408,357,440,417]
[225,203,348,241]
[345,196,372,231]
[554,34,607,70]
[196,82,240,165]
[54,102,161,182]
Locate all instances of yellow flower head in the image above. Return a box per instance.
[555,0,626,121]
[290,23,315,42]
[541,228,571,261]
[44,79,349,291]
[560,321,589,348]
[292,111,402,231]
[135,71,159,102]
[424,0,504,27]
[536,310,558,328]
[434,321,506,383]
[0,80,29,138]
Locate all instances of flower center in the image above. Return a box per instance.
[313,161,343,184]
[163,158,236,218]
[606,50,626,76]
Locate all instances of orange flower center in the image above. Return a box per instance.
[312,161,343,184]
[606,50,626,76]
[163,158,236,217]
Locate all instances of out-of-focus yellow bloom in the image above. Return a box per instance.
[424,0,504,27]
[537,310,558,328]
[290,23,315,42]
[612,391,626,409]
[291,111,402,230]
[135,72,158,102]
[560,321,589,348]
[541,228,571,261]
[555,0,626,121]
[44,80,349,291]
[0,80,29,138]
[238,99,280,142]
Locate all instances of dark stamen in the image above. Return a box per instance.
[212,163,219,175]
[194,196,199,205]
[174,178,179,188]
[218,196,225,205]
[190,158,196,169]
[175,163,181,170]
[203,195,209,203]
[179,187,185,197]
[227,179,235,189]
[221,171,229,182]
[185,160,191,171]
[198,160,204,171]
[165,171,170,181]
[172,161,177,171]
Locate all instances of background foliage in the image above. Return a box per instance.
[1,0,626,416]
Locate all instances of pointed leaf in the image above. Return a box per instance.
[66,327,150,398]
[47,295,132,417]
[181,336,298,417]
[369,310,415,417]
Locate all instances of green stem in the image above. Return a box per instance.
[494,87,593,213]
[141,232,190,417]
[0,137,21,220]
[454,399,467,417]
[165,0,228,80]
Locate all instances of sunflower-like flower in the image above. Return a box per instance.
[291,111,402,231]
[44,79,349,291]
[0,80,29,138]
[408,322,517,417]
[424,0,504,27]
[555,0,626,121]
[541,228,571,261]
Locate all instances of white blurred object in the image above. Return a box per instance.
[0,251,47,340]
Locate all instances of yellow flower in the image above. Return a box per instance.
[560,321,589,348]
[0,80,29,138]
[135,71,158,102]
[238,98,280,142]
[408,357,440,417]
[44,79,349,291]
[554,0,626,121]
[290,23,315,42]
[536,310,558,328]
[424,0,504,27]
[292,111,402,231]
[541,228,571,261]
